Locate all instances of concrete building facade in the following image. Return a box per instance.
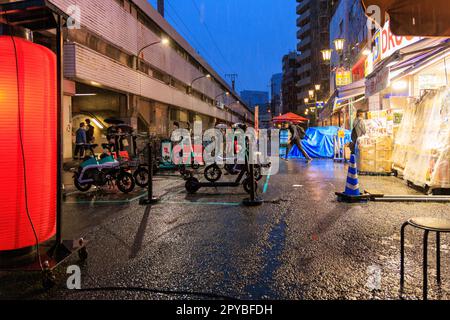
[296,0,335,110]
[1,0,253,159]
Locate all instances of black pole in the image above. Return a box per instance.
[243,137,263,207]
[249,163,256,202]
[55,15,64,246]
[140,143,160,205]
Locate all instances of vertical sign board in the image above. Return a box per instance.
[254,106,259,135]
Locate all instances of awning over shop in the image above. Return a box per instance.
[361,0,450,37]
[390,40,450,82]
[337,79,366,100]
[318,91,337,122]
[272,112,308,124]
[365,38,450,96]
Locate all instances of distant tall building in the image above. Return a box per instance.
[240,90,269,110]
[270,73,283,116]
[282,51,300,113]
[240,90,271,128]
[296,0,335,110]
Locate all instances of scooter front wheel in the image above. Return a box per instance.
[204,164,222,182]
[116,172,135,193]
[74,176,92,192]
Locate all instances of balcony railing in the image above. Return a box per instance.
[296,0,310,15]
[297,36,311,51]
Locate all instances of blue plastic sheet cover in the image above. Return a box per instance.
[288,126,352,159]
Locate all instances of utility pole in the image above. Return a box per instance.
[225,74,238,92]
[157,0,164,17]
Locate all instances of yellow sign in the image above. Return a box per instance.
[336,70,352,87]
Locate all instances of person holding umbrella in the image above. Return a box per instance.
[284,122,312,162]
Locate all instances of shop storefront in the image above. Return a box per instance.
[358,20,450,193]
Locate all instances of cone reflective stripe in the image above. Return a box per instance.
[344,154,361,196]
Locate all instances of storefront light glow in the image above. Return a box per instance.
[392,80,408,91]
[75,93,97,96]
[91,118,104,129]
[0,36,57,251]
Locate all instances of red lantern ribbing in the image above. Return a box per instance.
[0,35,57,251]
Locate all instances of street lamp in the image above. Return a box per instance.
[304,98,309,104]
[214,91,230,105]
[188,74,211,94]
[321,49,332,63]
[136,37,170,70]
[215,91,230,100]
[315,84,321,91]
[333,38,345,53]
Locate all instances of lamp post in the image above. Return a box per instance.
[320,38,348,128]
[214,91,230,108]
[188,74,211,94]
[305,84,321,126]
[136,37,169,71]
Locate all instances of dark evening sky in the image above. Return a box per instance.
[147,0,297,94]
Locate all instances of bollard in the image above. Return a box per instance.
[140,143,160,205]
[243,139,263,207]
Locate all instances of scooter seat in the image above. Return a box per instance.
[99,155,116,164]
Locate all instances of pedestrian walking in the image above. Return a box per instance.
[350,110,366,154]
[284,122,312,162]
[85,119,95,144]
[74,122,87,160]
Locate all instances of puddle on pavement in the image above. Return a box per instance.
[244,216,287,299]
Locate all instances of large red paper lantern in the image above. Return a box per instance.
[0,35,57,251]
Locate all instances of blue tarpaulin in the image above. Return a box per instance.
[288,126,352,159]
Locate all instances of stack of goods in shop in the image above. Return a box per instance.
[357,112,395,174]
[399,87,450,191]
[357,135,394,174]
[392,102,416,174]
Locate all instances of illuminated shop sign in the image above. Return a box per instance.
[369,20,421,70]
[336,69,352,87]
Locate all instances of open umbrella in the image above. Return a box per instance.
[272,112,308,124]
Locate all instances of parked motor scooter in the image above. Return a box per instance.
[73,144,135,193]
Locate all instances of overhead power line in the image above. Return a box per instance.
[165,0,227,76]
[190,0,234,72]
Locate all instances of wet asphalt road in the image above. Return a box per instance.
[1,159,450,300]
